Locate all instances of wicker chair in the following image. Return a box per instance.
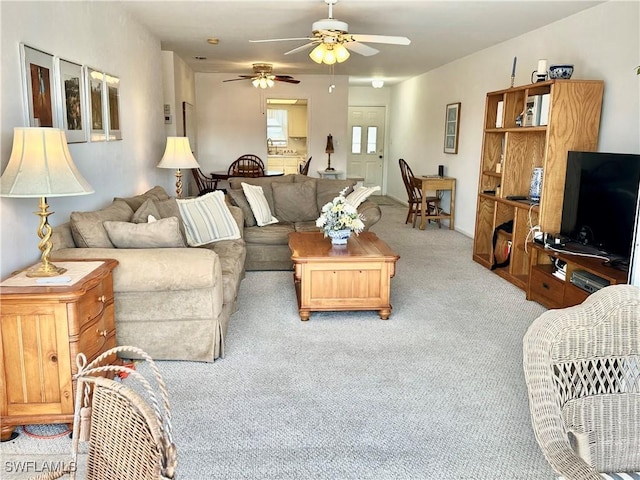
[32,346,177,480]
[398,158,440,228]
[523,285,640,480]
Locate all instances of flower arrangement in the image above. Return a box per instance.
[316,188,365,238]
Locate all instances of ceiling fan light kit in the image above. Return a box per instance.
[223,63,300,87]
[249,0,410,66]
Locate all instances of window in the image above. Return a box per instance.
[267,109,288,146]
[367,126,377,154]
[351,126,362,154]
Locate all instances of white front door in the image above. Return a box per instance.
[347,106,385,190]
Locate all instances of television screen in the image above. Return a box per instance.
[560,151,640,268]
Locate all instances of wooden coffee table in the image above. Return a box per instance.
[289,232,400,321]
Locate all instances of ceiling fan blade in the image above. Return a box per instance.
[344,42,379,57]
[274,76,301,84]
[284,42,319,56]
[250,37,313,43]
[222,77,252,83]
[349,34,411,45]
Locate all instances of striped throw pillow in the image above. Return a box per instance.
[559,473,640,480]
[241,182,278,227]
[345,185,380,208]
[177,191,241,246]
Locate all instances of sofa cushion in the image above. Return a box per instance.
[70,199,134,248]
[241,182,278,226]
[229,175,293,212]
[243,223,295,245]
[346,185,381,208]
[227,188,257,227]
[131,198,161,223]
[103,217,186,248]
[115,185,170,211]
[316,178,356,211]
[272,180,319,223]
[177,191,241,246]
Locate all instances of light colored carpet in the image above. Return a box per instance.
[1,204,555,479]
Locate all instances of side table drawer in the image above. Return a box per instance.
[529,267,564,308]
[76,278,114,328]
[76,303,116,363]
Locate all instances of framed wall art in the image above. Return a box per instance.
[87,68,106,141]
[20,44,58,128]
[58,59,87,143]
[444,102,461,154]
[105,73,121,141]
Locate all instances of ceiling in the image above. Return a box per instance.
[121,0,601,86]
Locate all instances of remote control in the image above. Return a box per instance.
[506,195,528,201]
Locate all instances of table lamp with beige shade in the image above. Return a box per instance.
[0,127,94,277]
[157,136,200,198]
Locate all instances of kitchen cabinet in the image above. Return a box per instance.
[288,106,307,137]
[268,156,303,175]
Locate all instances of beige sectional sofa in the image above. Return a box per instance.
[50,186,246,363]
[227,174,382,271]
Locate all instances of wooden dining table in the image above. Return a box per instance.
[208,169,284,190]
[411,175,456,230]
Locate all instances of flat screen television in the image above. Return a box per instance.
[560,151,640,271]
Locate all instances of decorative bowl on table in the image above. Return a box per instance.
[548,64,574,79]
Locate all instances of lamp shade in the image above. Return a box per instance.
[0,127,93,197]
[325,134,335,154]
[157,137,200,169]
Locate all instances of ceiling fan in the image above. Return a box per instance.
[249,0,411,65]
[222,63,301,88]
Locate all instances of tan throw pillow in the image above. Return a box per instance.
[241,182,278,227]
[131,198,161,223]
[103,217,186,248]
[115,186,170,211]
[316,179,356,211]
[272,180,319,223]
[227,188,257,227]
[177,191,242,246]
[70,200,134,248]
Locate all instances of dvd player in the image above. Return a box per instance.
[570,270,610,294]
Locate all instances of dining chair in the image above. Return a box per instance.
[228,157,265,177]
[235,154,265,169]
[398,158,440,228]
[191,168,219,195]
[299,156,312,175]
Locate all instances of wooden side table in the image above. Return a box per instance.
[0,259,118,441]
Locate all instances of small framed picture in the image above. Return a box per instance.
[105,73,121,141]
[444,102,461,154]
[87,68,106,141]
[20,44,58,128]
[58,59,88,143]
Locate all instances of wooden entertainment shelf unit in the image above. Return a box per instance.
[527,242,628,309]
[472,79,605,294]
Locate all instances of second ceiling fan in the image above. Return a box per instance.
[250,0,411,65]
[222,63,300,88]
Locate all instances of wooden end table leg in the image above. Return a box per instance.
[299,310,310,321]
[1,424,18,442]
[379,308,391,320]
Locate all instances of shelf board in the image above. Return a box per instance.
[483,171,502,178]
[485,126,547,134]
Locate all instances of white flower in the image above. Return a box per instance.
[316,188,365,237]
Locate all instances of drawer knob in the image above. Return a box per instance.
[542,282,550,290]
[97,329,108,337]
[98,295,106,303]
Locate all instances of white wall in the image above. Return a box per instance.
[387,1,639,241]
[194,74,349,177]
[0,1,168,278]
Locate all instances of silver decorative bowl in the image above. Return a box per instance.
[549,64,574,79]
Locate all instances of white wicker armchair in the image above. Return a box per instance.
[523,284,640,480]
